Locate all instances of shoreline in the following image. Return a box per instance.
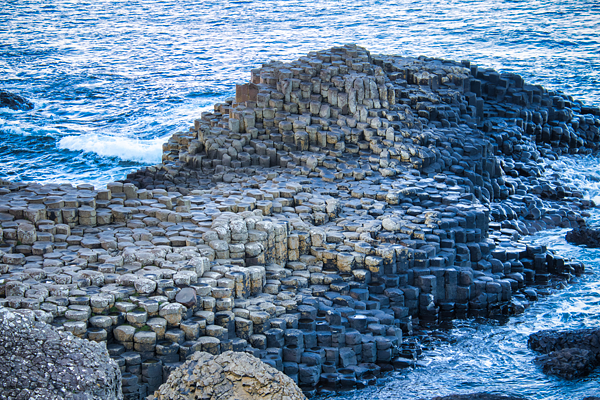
[1,44,599,399]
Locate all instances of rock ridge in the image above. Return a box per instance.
[0,44,598,398]
[529,328,600,379]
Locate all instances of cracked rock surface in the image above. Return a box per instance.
[0,306,122,400]
[152,350,306,400]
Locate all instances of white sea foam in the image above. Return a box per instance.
[544,155,600,204]
[0,118,27,135]
[58,133,167,164]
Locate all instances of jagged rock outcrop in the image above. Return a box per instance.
[528,328,600,379]
[566,226,600,248]
[151,351,306,400]
[0,306,122,400]
[0,89,34,111]
[534,347,596,379]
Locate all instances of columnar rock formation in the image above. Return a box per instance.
[0,45,598,398]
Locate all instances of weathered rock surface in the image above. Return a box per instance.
[0,306,122,399]
[529,328,600,355]
[566,226,600,248]
[0,89,34,111]
[151,350,306,400]
[533,347,596,379]
[528,328,600,379]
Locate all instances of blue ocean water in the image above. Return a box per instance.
[1,0,599,186]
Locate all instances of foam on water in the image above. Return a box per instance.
[0,119,26,136]
[58,133,167,164]
[544,156,600,206]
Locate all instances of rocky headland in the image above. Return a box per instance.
[1,44,599,398]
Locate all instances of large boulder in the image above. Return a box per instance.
[0,89,34,111]
[534,348,597,379]
[0,306,122,399]
[529,328,600,355]
[529,328,600,379]
[152,351,306,400]
[565,227,600,247]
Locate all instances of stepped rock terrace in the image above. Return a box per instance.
[1,45,599,399]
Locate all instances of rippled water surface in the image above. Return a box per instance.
[1,0,599,186]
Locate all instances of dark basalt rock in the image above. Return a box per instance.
[430,394,528,400]
[529,328,600,379]
[0,89,34,111]
[566,227,600,248]
[175,286,197,308]
[534,348,597,379]
[529,328,600,354]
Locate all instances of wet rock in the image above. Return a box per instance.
[0,89,34,111]
[534,347,597,379]
[529,328,600,356]
[529,328,600,379]
[565,227,600,247]
[151,350,306,399]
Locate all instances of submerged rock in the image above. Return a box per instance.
[0,306,123,399]
[0,89,34,111]
[566,227,600,248]
[151,350,306,400]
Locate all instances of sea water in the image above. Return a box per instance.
[2,1,600,398]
